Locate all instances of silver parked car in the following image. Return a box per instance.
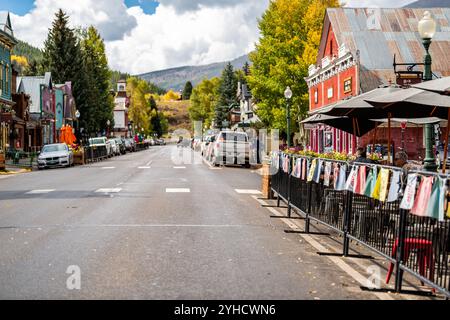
[37,143,74,169]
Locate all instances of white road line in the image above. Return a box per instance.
[252,195,395,301]
[173,166,186,169]
[146,160,153,166]
[138,166,152,169]
[165,188,191,193]
[235,189,262,195]
[101,167,115,170]
[95,188,122,193]
[26,189,55,194]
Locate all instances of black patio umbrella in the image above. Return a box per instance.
[412,76,450,95]
[364,87,450,119]
[301,113,378,137]
[365,87,450,170]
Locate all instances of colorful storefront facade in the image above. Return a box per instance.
[304,8,450,159]
[0,12,17,153]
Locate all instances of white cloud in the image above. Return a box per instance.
[10,0,268,75]
[10,0,136,46]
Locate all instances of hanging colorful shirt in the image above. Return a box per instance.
[292,158,301,178]
[363,167,377,198]
[426,177,446,222]
[411,176,434,217]
[333,163,340,189]
[313,160,323,183]
[307,159,317,182]
[354,165,367,195]
[323,162,332,187]
[378,169,391,202]
[400,174,418,210]
[282,155,290,173]
[301,159,308,180]
[387,170,401,203]
[345,166,358,192]
[335,165,347,191]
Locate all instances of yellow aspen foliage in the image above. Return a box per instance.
[11,55,29,68]
[248,0,340,132]
[162,90,181,101]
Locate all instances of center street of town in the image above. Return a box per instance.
[0,146,436,300]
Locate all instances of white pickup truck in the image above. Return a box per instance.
[211,131,250,167]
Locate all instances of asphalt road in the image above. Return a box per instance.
[0,146,378,299]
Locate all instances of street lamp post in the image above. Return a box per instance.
[419,11,438,172]
[75,110,80,144]
[284,86,293,148]
[107,120,111,138]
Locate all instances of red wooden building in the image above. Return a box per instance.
[304,7,450,159]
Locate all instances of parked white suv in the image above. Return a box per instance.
[89,137,110,158]
[211,131,250,167]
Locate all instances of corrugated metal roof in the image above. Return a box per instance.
[325,8,450,92]
[17,73,52,113]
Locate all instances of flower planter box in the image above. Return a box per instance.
[73,150,85,165]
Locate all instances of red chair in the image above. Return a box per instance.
[386,238,435,285]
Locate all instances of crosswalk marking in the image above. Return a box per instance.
[173,166,186,169]
[95,188,122,193]
[26,189,55,194]
[101,167,115,170]
[166,188,190,193]
[235,189,262,195]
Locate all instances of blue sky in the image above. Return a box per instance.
[0,0,160,15]
[0,0,35,15]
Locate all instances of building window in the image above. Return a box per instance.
[5,65,9,95]
[324,130,333,152]
[0,64,3,95]
[330,40,333,57]
[344,77,352,94]
[314,89,318,104]
[327,87,334,99]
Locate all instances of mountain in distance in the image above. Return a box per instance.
[12,39,43,62]
[136,54,250,91]
[405,0,450,7]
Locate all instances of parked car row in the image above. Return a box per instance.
[37,136,163,170]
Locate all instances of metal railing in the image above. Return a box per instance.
[270,152,450,298]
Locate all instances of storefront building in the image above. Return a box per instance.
[54,82,76,142]
[0,12,17,153]
[304,8,450,159]
[113,80,130,138]
[17,72,54,149]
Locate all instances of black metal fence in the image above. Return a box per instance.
[269,152,450,298]
[84,145,108,163]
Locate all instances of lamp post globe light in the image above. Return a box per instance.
[419,11,438,172]
[284,86,293,148]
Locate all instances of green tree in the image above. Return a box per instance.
[248,0,339,135]
[127,77,151,134]
[182,81,193,100]
[215,63,238,128]
[150,109,168,137]
[149,95,158,111]
[188,78,220,129]
[81,26,114,133]
[42,9,92,134]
